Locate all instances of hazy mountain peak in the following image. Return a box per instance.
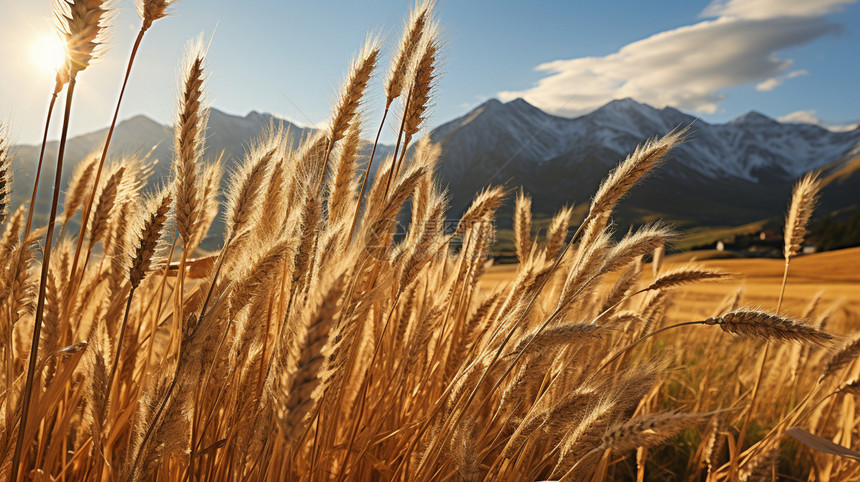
[474,98,503,111]
[596,97,659,116]
[123,114,160,126]
[607,97,642,107]
[505,97,537,110]
[732,110,777,125]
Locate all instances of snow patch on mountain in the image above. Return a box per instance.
[432,97,860,183]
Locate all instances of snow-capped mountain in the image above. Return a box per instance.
[435,97,858,182]
[429,97,860,227]
[10,98,858,239]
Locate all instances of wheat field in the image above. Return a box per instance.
[1,1,859,481]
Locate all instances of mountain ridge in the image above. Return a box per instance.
[9,98,859,247]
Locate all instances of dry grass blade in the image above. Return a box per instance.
[786,427,860,462]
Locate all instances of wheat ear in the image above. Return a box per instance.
[60,151,99,226]
[137,0,175,31]
[225,146,274,239]
[602,411,711,454]
[174,37,208,248]
[545,205,573,259]
[348,0,431,241]
[703,309,834,345]
[0,129,11,225]
[384,24,440,197]
[514,191,532,264]
[318,38,380,191]
[822,336,860,380]
[59,0,111,78]
[562,411,710,479]
[328,117,362,225]
[588,309,833,386]
[644,264,732,291]
[590,128,687,218]
[105,190,170,409]
[386,1,432,106]
[784,172,822,261]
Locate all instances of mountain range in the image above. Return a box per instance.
[9,98,860,248]
[430,98,860,229]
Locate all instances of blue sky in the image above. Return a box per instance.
[1,0,858,145]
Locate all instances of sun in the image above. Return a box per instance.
[30,34,67,73]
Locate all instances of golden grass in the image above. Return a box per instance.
[2,2,859,481]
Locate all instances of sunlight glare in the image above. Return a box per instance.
[31,35,66,73]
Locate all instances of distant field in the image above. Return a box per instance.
[666,246,859,328]
[484,246,860,328]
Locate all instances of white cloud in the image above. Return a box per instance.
[778,109,859,131]
[755,78,782,92]
[779,109,824,123]
[500,0,856,117]
[702,0,856,20]
[756,69,808,91]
